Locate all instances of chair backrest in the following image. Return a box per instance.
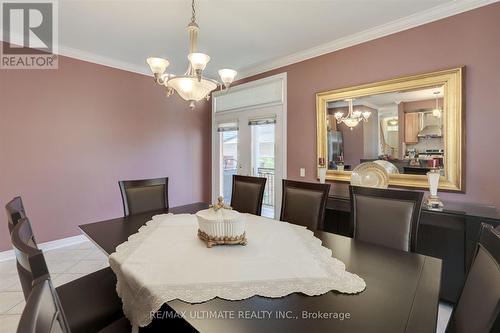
[446,224,500,333]
[280,180,330,230]
[6,196,27,234]
[118,177,169,216]
[349,185,424,252]
[230,175,267,215]
[11,218,50,300]
[17,276,70,333]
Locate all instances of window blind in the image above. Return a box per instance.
[248,117,276,126]
[217,122,239,132]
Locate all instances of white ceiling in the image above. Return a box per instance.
[330,86,444,110]
[31,0,499,78]
[359,86,444,108]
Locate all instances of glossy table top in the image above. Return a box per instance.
[79,202,442,333]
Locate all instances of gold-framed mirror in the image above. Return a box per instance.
[316,67,464,191]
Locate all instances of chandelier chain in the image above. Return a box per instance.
[191,0,196,23]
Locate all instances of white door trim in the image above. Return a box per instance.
[211,73,287,212]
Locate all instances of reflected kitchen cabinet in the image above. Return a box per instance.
[404,112,419,144]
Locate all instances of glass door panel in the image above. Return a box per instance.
[213,105,284,218]
[218,123,238,203]
[250,119,276,218]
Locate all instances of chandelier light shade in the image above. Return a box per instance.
[218,69,238,88]
[334,98,371,130]
[146,0,237,109]
[166,76,218,109]
[342,117,360,128]
[147,57,170,76]
[188,53,211,72]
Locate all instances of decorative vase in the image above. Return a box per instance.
[318,166,327,183]
[318,158,327,183]
[426,169,444,210]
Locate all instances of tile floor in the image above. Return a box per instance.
[0,240,107,333]
[0,239,453,333]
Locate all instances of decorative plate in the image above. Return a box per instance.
[351,162,389,188]
[374,160,399,174]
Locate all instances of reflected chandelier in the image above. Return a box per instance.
[146,0,237,109]
[334,98,371,130]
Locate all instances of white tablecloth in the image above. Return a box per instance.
[109,213,366,328]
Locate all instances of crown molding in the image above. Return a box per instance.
[0,30,151,76]
[238,0,499,79]
[57,45,151,76]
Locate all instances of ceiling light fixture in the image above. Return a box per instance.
[388,118,398,126]
[146,0,237,109]
[334,98,371,130]
[432,91,442,118]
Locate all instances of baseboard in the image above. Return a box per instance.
[0,234,89,262]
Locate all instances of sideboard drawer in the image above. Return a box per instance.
[327,198,350,212]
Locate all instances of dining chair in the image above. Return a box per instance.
[17,276,70,333]
[280,180,330,230]
[10,216,42,300]
[17,276,132,333]
[119,177,169,216]
[11,218,125,333]
[349,185,424,252]
[230,175,267,215]
[5,196,27,235]
[445,224,500,333]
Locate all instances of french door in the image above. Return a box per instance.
[213,105,284,218]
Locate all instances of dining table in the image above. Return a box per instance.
[79,202,442,333]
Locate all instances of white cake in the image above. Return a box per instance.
[196,207,245,238]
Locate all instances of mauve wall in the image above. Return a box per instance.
[0,53,211,251]
[238,3,500,210]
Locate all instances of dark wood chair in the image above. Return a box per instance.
[11,218,125,333]
[446,224,500,333]
[230,175,267,215]
[119,177,169,216]
[17,276,71,333]
[280,180,330,230]
[17,276,132,333]
[11,217,47,300]
[349,185,424,252]
[5,196,27,235]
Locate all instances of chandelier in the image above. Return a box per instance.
[146,0,237,109]
[334,98,371,129]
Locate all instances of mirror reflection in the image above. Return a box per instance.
[326,86,445,175]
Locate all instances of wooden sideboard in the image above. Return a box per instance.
[324,184,500,303]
